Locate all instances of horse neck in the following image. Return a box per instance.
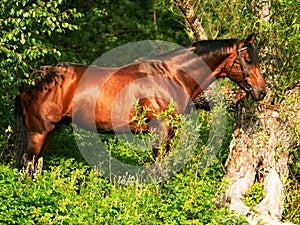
[189,41,236,99]
[156,43,236,100]
[195,41,236,73]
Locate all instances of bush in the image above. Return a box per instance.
[0,158,248,224]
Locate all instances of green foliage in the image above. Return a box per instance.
[0,100,243,224]
[0,0,81,155]
[243,183,265,210]
[132,100,152,131]
[283,179,300,224]
[154,102,182,128]
[268,0,300,88]
[0,157,248,225]
[279,92,300,225]
[0,0,81,87]
[230,0,299,93]
[54,0,188,64]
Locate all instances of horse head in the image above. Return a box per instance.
[225,34,266,101]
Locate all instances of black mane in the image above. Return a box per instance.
[190,39,259,65]
[190,39,237,56]
[139,38,259,65]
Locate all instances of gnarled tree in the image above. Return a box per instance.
[171,0,299,224]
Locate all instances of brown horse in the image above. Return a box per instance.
[14,34,266,171]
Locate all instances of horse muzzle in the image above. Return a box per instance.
[251,88,266,101]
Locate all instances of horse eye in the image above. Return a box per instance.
[245,58,252,64]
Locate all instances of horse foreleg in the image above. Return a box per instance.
[151,123,174,161]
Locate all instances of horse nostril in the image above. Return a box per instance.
[260,90,266,99]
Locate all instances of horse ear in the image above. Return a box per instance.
[186,46,197,52]
[244,33,256,45]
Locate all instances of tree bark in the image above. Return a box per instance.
[223,82,299,224]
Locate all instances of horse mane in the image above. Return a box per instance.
[190,39,237,56]
[140,38,259,65]
[190,39,259,65]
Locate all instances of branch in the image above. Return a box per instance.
[173,0,207,40]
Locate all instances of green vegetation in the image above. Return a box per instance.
[0,158,247,224]
[0,0,299,224]
[244,183,265,210]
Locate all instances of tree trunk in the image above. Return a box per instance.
[223,83,299,224]
[173,0,207,40]
[223,1,299,223]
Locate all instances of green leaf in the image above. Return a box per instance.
[7,33,13,40]
[20,35,26,44]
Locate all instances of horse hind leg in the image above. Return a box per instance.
[152,128,175,161]
[20,132,48,173]
[38,127,58,161]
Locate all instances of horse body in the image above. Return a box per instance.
[15,34,266,170]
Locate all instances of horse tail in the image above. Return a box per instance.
[14,95,28,170]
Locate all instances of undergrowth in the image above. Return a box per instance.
[0,103,245,225]
[1,100,299,224]
[0,158,248,225]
